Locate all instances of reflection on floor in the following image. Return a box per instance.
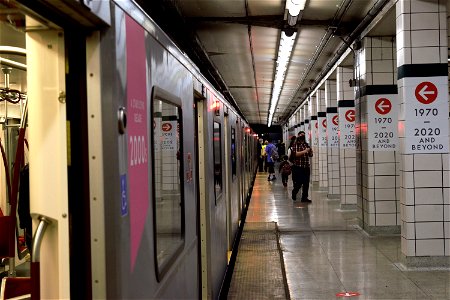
[231,171,450,300]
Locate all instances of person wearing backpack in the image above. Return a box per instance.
[264,138,277,181]
[287,131,313,202]
[278,155,291,187]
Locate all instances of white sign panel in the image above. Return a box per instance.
[318,116,327,147]
[304,120,310,145]
[311,119,318,147]
[368,94,398,151]
[327,113,339,148]
[161,120,177,150]
[339,108,356,149]
[404,77,449,153]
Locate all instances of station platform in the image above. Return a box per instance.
[227,171,450,299]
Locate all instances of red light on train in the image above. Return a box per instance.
[210,100,220,116]
[245,128,251,133]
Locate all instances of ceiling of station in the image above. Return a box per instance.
[146,0,398,126]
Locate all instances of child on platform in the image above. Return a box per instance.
[278,155,291,187]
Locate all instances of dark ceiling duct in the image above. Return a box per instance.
[135,0,246,121]
[282,0,391,124]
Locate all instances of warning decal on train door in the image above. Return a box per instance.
[404,77,449,153]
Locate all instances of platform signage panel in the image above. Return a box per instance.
[339,108,356,149]
[327,113,339,148]
[318,116,327,147]
[126,15,149,271]
[304,120,310,144]
[368,95,398,151]
[311,118,318,147]
[404,77,449,153]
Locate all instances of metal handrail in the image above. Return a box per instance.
[31,217,50,263]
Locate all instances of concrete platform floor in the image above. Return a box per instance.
[229,171,450,299]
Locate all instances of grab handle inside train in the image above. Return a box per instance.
[31,216,50,300]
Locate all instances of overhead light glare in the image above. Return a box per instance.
[267,30,297,127]
[287,0,306,17]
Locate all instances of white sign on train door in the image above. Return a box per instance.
[404,77,449,153]
[367,95,398,151]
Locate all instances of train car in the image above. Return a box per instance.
[0,0,257,299]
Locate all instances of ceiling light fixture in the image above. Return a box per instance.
[286,0,307,25]
[268,30,297,127]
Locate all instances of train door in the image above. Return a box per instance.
[0,5,73,299]
[223,112,231,260]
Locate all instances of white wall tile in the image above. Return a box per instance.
[401,236,415,256]
[414,170,443,188]
[415,188,443,204]
[416,239,444,256]
[411,14,440,30]
[411,46,440,64]
[415,222,444,239]
[376,213,397,226]
[414,154,443,170]
[415,205,443,222]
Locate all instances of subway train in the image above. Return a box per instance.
[0,0,258,299]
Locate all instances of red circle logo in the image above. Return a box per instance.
[162,123,172,131]
[415,81,437,104]
[332,115,339,126]
[345,109,355,122]
[375,98,391,115]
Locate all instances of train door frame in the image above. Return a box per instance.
[8,2,109,298]
[223,110,232,260]
[196,96,211,298]
[193,89,203,297]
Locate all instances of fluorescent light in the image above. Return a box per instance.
[268,31,297,127]
[287,0,306,17]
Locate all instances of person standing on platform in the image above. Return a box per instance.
[257,138,264,172]
[288,131,313,202]
[264,138,277,181]
[262,140,268,172]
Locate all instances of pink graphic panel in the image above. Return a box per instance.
[125,15,149,271]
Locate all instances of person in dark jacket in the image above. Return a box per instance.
[287,131,313,202]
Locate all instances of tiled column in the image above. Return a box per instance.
[326,80,340,198]
[299,106,305,133]
[355,36,400,235]
[309,95,319,183]
[337,67,357,209]
[397,0,450,267]
[317,89,328,189]
[304,102,310,145]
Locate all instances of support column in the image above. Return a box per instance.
[309,95,319,183]
[337,67,357,209]
[397,0,450,267]
[317,89,328,189]
[304,102,310,145]
[299,106,305,133]
[355,36,400,235]
[326,80,340,198]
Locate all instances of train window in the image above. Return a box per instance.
[151,87,185,281]
[231,127,236,181]
[213,121,222,202]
